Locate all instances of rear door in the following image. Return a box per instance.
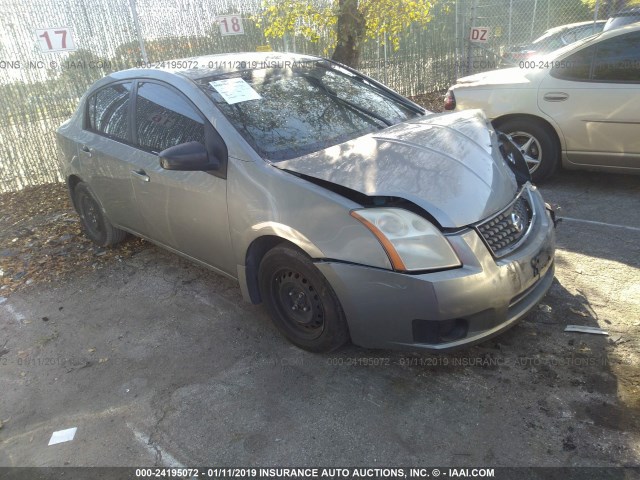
[79,81,144,230]
[538,31,640,169]
[128,81,235,275]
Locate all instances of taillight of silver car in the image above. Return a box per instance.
[444,90,456,110]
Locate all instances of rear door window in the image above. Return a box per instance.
[86,82,132,142]
[551,45,595,81]
[552,32,640,82]
[592,32,640,82]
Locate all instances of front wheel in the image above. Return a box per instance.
[494,119,559,183]
[258,245,349,352]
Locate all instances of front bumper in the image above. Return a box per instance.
[316,185,555,351]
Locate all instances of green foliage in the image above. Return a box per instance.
[361,0,438,50]
[257,0,437,53]
[581,0,640,12]
[256,1,336,55]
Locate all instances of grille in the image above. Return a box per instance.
[477,193,533,257]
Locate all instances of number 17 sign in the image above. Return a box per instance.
[217,15,244,36]
[35,27,77,52]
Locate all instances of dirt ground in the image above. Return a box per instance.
[0,170,638,471]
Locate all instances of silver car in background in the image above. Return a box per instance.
[501,20,606,65]
[57,53,556,352]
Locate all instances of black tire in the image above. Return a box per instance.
[73,182,127,247]
[494,118,559,183]
[258,244,349,352]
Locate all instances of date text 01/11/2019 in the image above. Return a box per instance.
[134,59,318,70]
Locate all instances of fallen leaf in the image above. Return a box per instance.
[0,184,147,294]
[569,307,589,318]
[538,304,552,313]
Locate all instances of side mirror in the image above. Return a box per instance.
[159,141,220,171]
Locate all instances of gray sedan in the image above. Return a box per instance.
[57,52,556,352]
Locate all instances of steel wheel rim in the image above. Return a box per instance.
[80,194,103,239]
[508,131,542,174]
[271,268,325,340]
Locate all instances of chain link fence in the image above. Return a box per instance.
[0,0,631,192]
[460,0,617,72]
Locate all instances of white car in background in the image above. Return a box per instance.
[445,24,640,182]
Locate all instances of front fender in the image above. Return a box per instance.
[248,222,324,259]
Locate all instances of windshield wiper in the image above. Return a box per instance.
[302,74,393,127]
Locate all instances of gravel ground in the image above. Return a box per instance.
[0,170,638,472]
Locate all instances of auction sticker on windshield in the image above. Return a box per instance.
[209,77,262,104]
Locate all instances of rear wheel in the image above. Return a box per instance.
[494,118,559,183]
[73,182,127,247]
[258,245,349,352]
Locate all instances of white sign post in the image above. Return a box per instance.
[469,27,490,43]
[35,27,76,53]
[217,15,244,36]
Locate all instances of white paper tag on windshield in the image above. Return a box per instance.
[209,78,262,104]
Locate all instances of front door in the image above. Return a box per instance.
[128,81,235,275]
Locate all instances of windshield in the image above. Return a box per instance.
[196,61,420,161]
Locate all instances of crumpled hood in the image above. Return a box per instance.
[275,109,518,228]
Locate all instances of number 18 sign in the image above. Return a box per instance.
[36,27,76,53]
[217,15,244,36]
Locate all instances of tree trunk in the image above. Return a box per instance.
[331,0,365,68]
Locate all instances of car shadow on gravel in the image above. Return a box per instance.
[540,170,640,267]
[323,266,639,466]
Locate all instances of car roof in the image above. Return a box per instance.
[111,51,323,82]
[547,21,640,57]
[590,20,640,39]
[541,19,606,35]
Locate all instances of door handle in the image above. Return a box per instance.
[81,145,92,158]
[131,169,150,182]
[543,92,569,102]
